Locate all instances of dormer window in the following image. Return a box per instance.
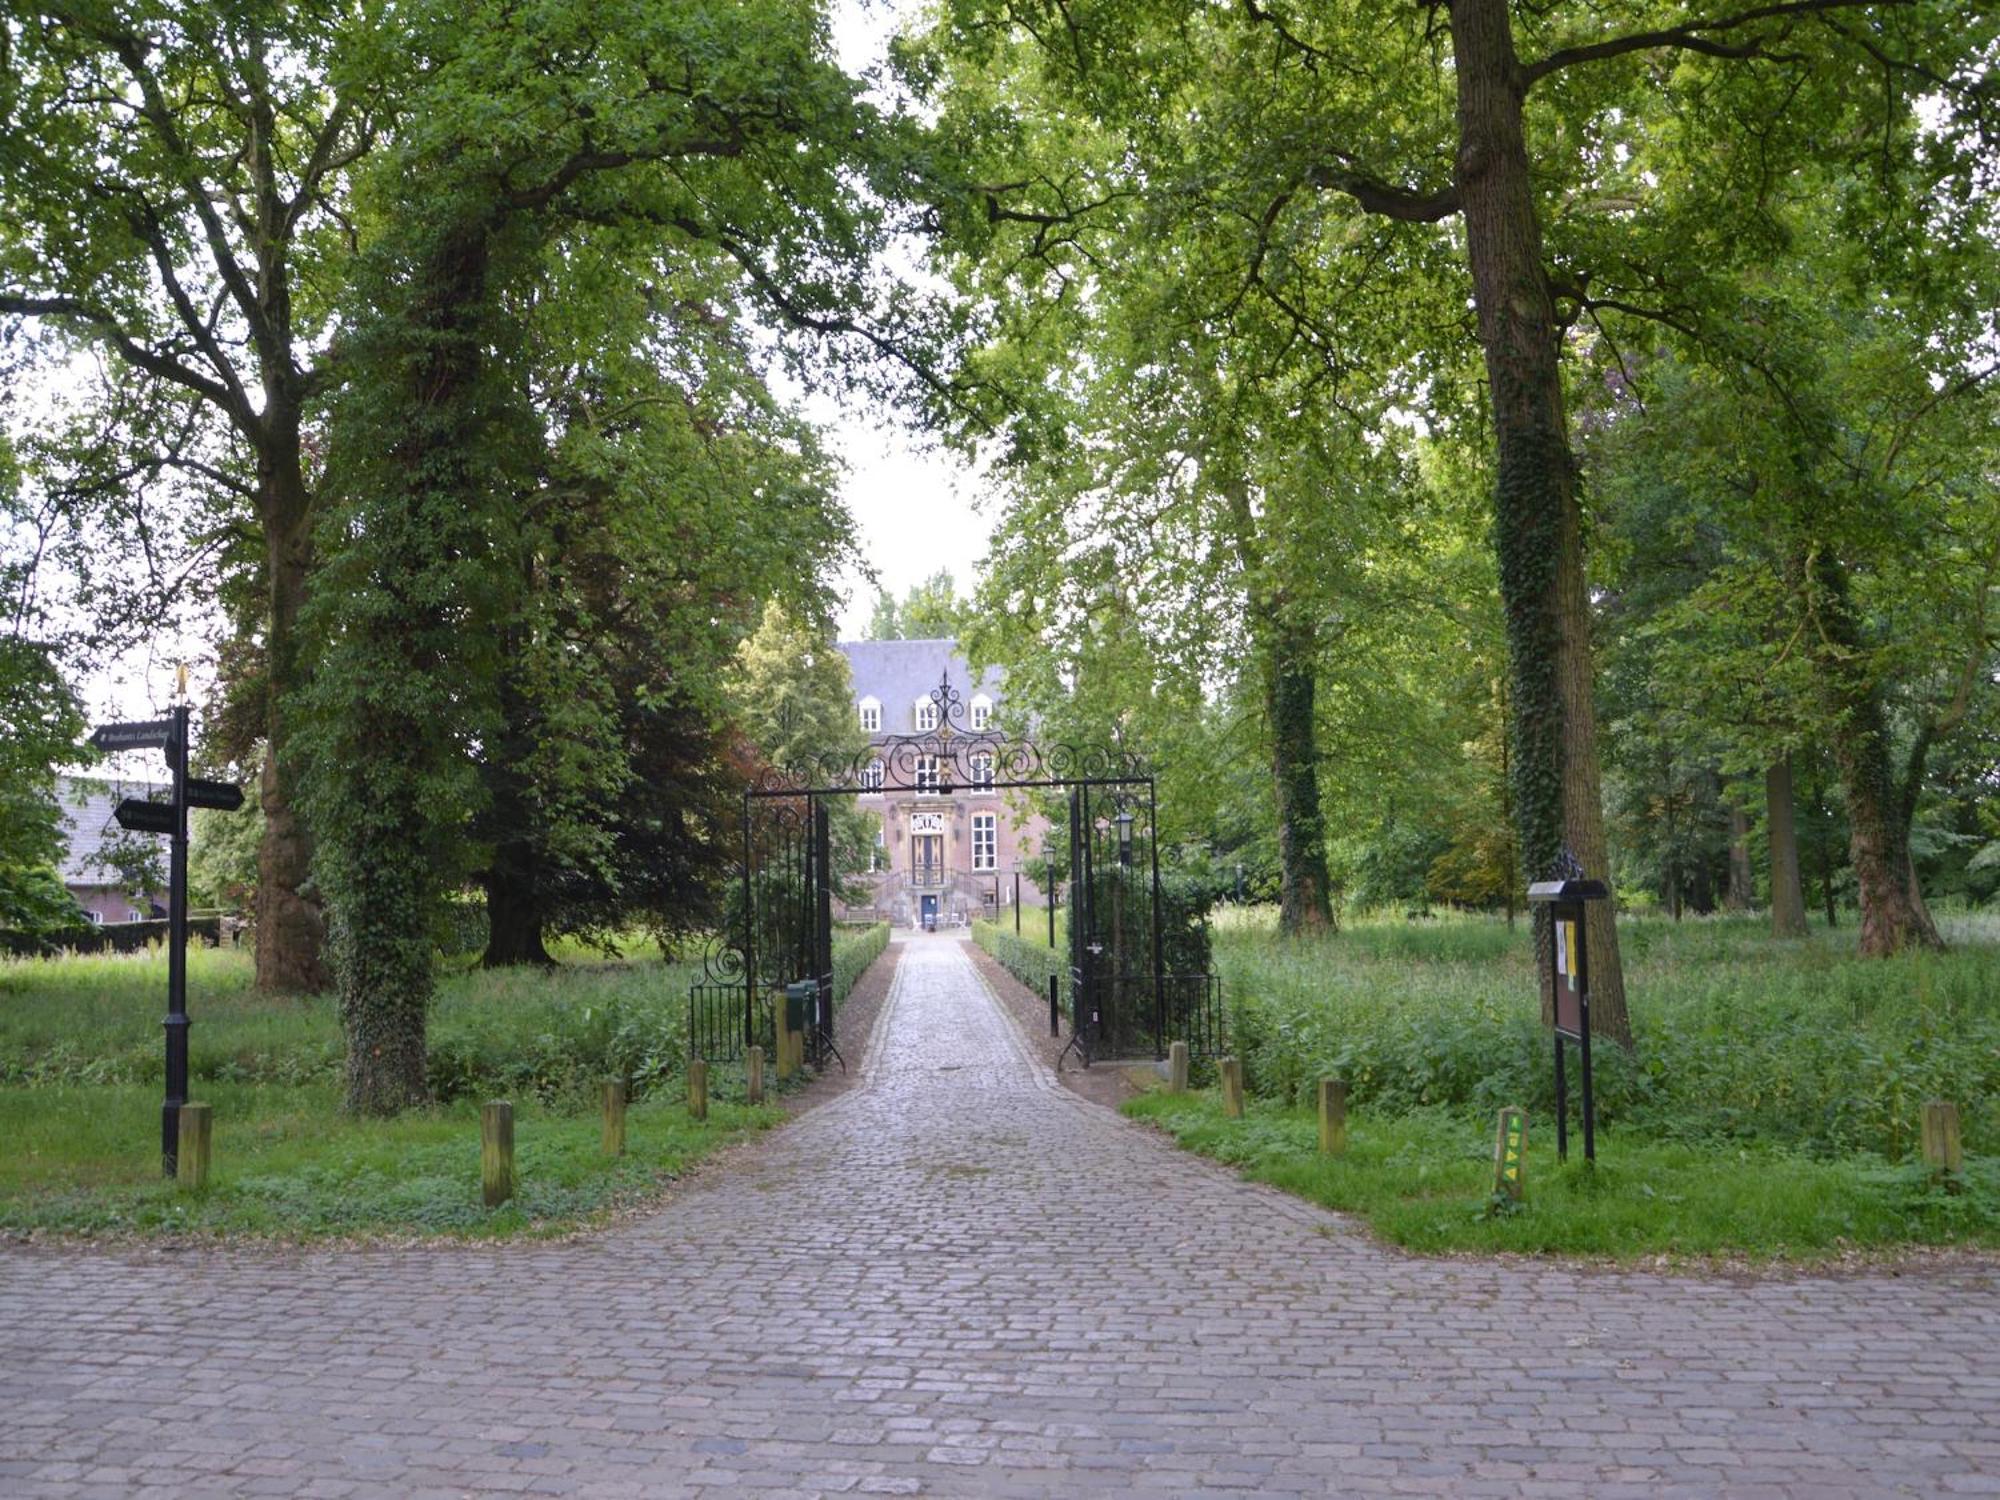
[914,698,939,732]
[858,697,881,733]
[970,694,993,730]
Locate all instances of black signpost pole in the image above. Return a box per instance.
[162,703,191,1177]
[92,704,243,1176]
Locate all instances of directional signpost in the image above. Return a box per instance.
[90,704,247,1176]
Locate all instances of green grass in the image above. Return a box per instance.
[1126,1088,2000,1261]
[0,924,889,1239]
[1216,908,2000,1159]
[0,1082,777,1239]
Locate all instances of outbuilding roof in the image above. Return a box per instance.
[54,775,168,887]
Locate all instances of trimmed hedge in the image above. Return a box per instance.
[972,920,1066,999]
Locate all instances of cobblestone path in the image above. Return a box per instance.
[4,935,1998,1498]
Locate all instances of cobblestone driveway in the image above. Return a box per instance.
[3,935,1997,1498]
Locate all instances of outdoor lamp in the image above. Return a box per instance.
[1116,807,1134,866]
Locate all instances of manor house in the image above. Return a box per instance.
[837,637,1050,928]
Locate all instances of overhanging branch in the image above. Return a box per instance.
[1521,0,1915,89]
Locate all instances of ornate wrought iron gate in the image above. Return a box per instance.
[691,671,1223,1073]
[1063,782,1225,1066]
[689,794,838,1067]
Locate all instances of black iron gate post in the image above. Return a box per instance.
[741,793,755,1051]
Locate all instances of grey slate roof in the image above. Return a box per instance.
[54,775,168,886]
[837,638,1003,735]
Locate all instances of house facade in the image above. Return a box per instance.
[54,776,169,924]
[837,638,1050,928]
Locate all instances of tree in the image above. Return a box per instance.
[1581,252,2000,953]
[1,1,403,990]
[921,0,1991,1037]
[469,233,855,967]
[867,570,968,641]
[0,436,87,933]
[300,0,941,1112]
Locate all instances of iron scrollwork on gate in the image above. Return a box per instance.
[691,671,1223,1071]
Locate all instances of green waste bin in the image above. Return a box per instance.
[784,980,816,1034]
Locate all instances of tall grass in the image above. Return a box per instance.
[0,923,890,1104]
[1217,909,2000,1158]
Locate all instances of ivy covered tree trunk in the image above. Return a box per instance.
[255,439,330,993]
[1766,756,1809,938]
[1263,614,1336,936]
[1450,0,1628,1043]
[1222,474,1334,935]
[310,216,503,1114]
[1809,554,1942,955]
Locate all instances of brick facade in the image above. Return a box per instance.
[838,638,1051,927]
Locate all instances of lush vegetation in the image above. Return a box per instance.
[1216,910,1999,1160]
[2,2,1993,1155]
[1125,1091,2000,1262]
[972,920,1066,1002]
[0,1086,775,1241]
[1102,907,2000,1259]
[0,925,886,1238]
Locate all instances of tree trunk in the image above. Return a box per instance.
[253,434,330,992]
[482,862,553,967]
[1450,0,1628,1043]
[332,218,498,1113]
[1219,474,1334,936]
[1725,793,1753,912]
[480,641,556,968]
[1264,616,1335,936]
[1809,555,1943,955]
[1766,757,1808,937]
[1811,761,1839,929]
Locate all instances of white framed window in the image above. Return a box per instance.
[860,758,885,792]
[914,754,940,794]
[914,698,939,732]
[858,697,881,733]
[969,750,995,794]
[972,812,997,870]
[84,910,103,926]
[970,693,993,730]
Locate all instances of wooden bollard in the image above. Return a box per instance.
[775,1009,796,1081]
[1318,1078,1347,1156]
[176,1102,212,1190]
[1166,1040,1189,1094]
[600,1079,626,1156]
[688,1059,709,1121]
[1492,1106,1526,1201]
[746,1045,766,1105]
[1922,1100,1962,1177]
[481,1101,515,1208]
[1220,1057,1244,1119]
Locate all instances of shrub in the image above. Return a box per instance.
[1216,911,2000,1159]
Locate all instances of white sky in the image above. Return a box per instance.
[823,0,992,638]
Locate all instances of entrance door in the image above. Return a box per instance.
[913,833,943,887]
[920,893,939,930]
